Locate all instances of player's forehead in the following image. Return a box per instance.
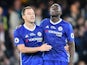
[24,8,34,14]
[51,4,58,8]
[50,4,61,11]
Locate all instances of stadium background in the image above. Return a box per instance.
[0,0,87,65]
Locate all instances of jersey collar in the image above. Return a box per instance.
[50,18,62,25]
[23,24,36,31]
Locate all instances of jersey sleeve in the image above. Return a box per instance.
[65,23,74,43]
[40,18,48,29]
[14,30,25,46]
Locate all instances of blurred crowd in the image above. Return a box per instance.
[0,0,87,65]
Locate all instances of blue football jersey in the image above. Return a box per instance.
[14,24,44,65]
[40,18,74,62]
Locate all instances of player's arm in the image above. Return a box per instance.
[14,30,52,53]
[68,41,75,65]
[17,44,52,53]
[65,23,75,65]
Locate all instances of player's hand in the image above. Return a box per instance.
[64,44,69,52]
[39,44,52,52]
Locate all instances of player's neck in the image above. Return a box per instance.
[51,16,60,23]
[24,21,35,30]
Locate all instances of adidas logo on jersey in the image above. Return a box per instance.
[45,25,49,28]
[25,35,29,38]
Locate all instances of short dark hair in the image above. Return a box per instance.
[21,6,32,16]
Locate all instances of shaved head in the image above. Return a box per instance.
[50,3,62,11]
[50,3,62,17]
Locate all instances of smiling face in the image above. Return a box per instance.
[50,4,62,17]
[22,7,35,23]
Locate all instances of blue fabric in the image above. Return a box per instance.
[40,18,74,61]
[43,60,68,65]
[22,55,43,65]
[14,25,44,65]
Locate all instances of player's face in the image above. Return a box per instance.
[23,9,35,23]
[50,4,62,17]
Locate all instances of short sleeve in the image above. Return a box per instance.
[40,18,48,29]
[14,30,25,46]
[65,23,74,43]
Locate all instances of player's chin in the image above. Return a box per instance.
[30,20,35,23]
[30,19,35,22]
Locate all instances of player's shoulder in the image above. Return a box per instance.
[42,18,50,22]
[41,18,50,24]
[36,25,43,30]
[14,25,24,33]
[62,19,72,26]
[61,20,73,30]
[36,25,41,28]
